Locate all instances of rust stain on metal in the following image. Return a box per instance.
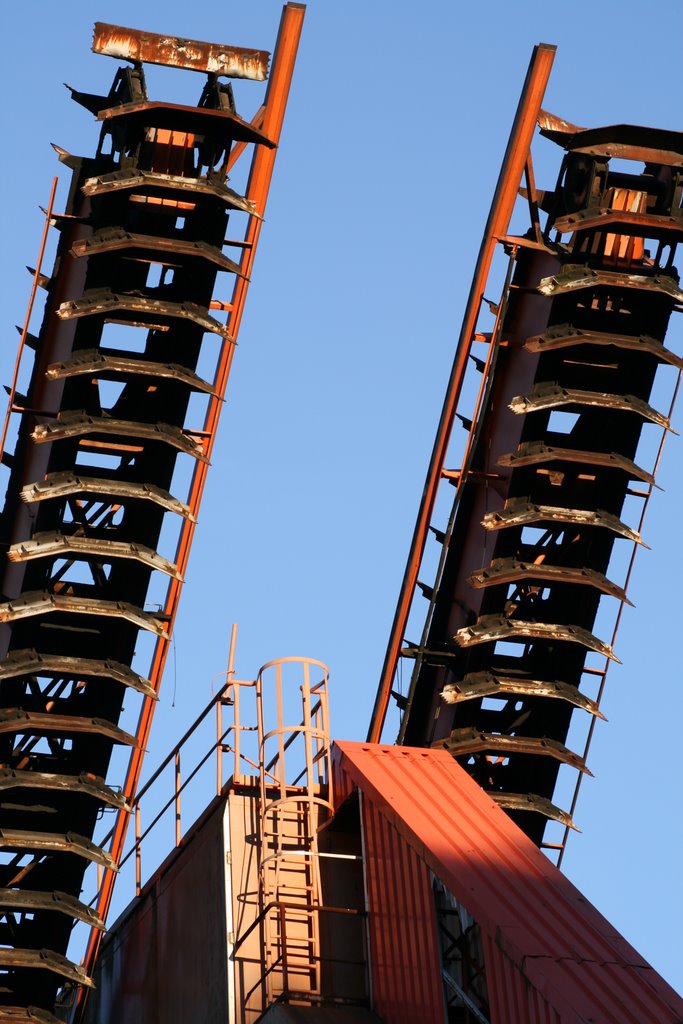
[497,441,655,485]
[525,323,683,369]
[509,382,673,430]
[481,499,645,545]
[453,614,620,661]
[441,670,606,718]
[467,557,631,604]
[439,728,591,774]
[92,22,270,81]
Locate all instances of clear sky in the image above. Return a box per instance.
[1,0,681,995]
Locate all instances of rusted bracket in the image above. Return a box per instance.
[523,154,544,245]
[0,710,136,747]
[490,791,578,830]
[92,22,271,81]
[441,670,605,718]
[97,101,276,148]
[538,264,683,302]
[57,289,234,340]
[0,948,93,988]
[46,349,216,395]
[9,532,182,581]
[0,592,169,638]
[0,651,156,700]
[71,229,245,278]
[525,324,683,370]
[453,614,619,661]
[509,382,673,431]
[21,472,195,522]
[439,727,590,774]
[0,888,104,930]
[82,168,257,216]
[497,441,655,485]
[553,208,683,239]
[481,499,644,545]
[0,769,129,812]
[0,830,116,871]
[468,558,630,604]
[537,110,683,165]
[0,1005,62,1023]
[32,413,208,463]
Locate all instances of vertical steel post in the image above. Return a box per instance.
[368,42,556,743]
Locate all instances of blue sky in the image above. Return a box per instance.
[1,0,681,993]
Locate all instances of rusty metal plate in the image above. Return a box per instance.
[439,727,590,774]
[489,792,577,830]
[553,208,683,238]
[0,948,93,988]
[32,412,208,463]
[0,709,136,747]
[0,650,156,700]
[0,768,130,812]
[0,829,116,871]
[8,532,183,581]
[453,614,618,661]
[468,558,630,603]
[92,22,270,81]
[46,349,216,394]
[538,264,683,302]
[0,889,104,930]
[509,382,672,430]
[441,670,605,718]
[98,101,275,148]
[56,289,234,340]
[524,324,683,370]
[481,499,644,545]
[497,441,655,484]
[71,229,245,279]
[82,168,257,216]
[538,109,683,165]
[21,472,195,522]
[0,1005,62,1023]
[0,592,169,638]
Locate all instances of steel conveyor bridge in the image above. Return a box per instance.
[0,8,304,1020]
[369,46,682,850]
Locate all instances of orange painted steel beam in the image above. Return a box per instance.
[367,42,556,743]
[0,178,58,464]
[79,2,305,999]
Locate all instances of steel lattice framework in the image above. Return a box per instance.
[0,8,304,1020]
[369,46,683,849]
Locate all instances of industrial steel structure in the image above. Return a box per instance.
[369,45,683,851]
[0,7,305,1019]
[0,13,681,1024]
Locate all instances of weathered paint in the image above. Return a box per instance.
[92,22,270,81]
[333,741,683,1024]
[361,793,444,1023]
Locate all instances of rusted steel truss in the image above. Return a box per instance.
[369,50,682,849]
[0,6,305,1018]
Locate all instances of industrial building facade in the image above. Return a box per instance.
[0,7,681,1024]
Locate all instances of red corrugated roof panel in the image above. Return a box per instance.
[333,741,682,1024]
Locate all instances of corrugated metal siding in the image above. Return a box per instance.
[333,742,683,1024]
[361,793,444,1023]
[483,932,568,1024]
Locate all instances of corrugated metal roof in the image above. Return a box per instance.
[360,794,445,1023]
[333,741,683,1024]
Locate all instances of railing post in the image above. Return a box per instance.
[135,804,141,897]
[279,904,289,997]
[174,751,181,846]
[216,693,222,796]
